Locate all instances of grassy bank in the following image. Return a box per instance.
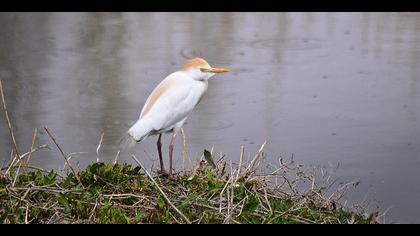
[0,148,376,224]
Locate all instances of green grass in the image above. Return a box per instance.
[0,161,372,224]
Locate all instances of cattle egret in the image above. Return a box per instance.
[124,58,229,179]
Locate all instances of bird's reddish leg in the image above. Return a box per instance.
[168,133,177,180]
[156,134,166,175]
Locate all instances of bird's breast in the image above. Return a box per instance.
[193,80,208,106]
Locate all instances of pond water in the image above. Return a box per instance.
[0,12,419,223]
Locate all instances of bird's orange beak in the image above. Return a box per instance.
[206,68,230,73]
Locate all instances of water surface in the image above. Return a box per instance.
[0,12,419,223]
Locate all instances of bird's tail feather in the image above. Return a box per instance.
[127,119,153,142]
[118,133,138,151]
[119,119,153,152]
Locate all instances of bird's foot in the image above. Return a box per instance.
[157,169,169,177]
[168,174,177,181]
[157,169,177,181]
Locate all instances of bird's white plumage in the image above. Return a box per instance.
[123,57,228,179]
[128,71,208,141]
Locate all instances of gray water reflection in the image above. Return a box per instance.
[0,12,419,223]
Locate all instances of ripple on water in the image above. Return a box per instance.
[180,47,203,59]
[248,38,324,51]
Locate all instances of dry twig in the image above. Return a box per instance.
[131,154,191,224]
[96,132,104,163]
[44,127,81,185]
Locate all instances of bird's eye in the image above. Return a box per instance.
[200,68,209,72]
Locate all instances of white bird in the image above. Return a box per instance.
[124,58,229,179]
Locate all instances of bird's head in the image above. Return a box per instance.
[181,58,229,81]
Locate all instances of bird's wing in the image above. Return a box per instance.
[139,74,201,132]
